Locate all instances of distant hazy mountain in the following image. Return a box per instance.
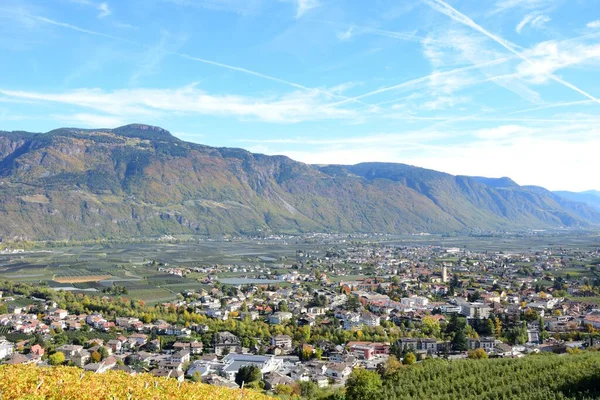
[554,190,600,210]
[0,124,598,241]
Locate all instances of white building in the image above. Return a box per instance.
[0,338,14,359]
[221,354,284,381]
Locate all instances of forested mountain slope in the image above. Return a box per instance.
[0,124,598,240]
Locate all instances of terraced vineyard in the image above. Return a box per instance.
[0,364,272,400]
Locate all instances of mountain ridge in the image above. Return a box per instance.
[0,124,598,241]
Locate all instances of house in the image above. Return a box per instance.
[56,344,85,360]
[269,312,293,325]
[151,368,185,383]
[29,344,45,360]
[107,339,122,353]
[0,338,14,359]
[240,311,259,321]
[397,338,443,354]
[460,302,491,319]
[168,350,191,364]
[271,335,293,350]
[360,313,380,327]
[187,360,219,378]
[348,344,374,360]
[583,312,600,329]
[173,341,203,355]
[468,337,495,352]
[326,363,352,380]
[263,371,295,390]
[213,331,241,356]
[72,350,91,367]
[221,354,284,381]
[83,356,117,374]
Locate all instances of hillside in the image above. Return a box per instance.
[0,364,271,400]
[0,124,599,240]
[555,190,600,211]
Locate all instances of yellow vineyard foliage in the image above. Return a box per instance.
[0,364,274,400]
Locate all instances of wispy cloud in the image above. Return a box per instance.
[516,14,550,34]
[164,0,262,15]
[423,0,600,105]
[69,0,111,19]
[337,27,354,41]
[326,56,513,107]
[97,2,111,18]
[587,20,600,29]
[130,30,187,85]
[316,20,426,43]
[10,11,365,106]
[515,40,600,84]
[0,85,361,124]
[296,0,319,18]
[492,0,556,14]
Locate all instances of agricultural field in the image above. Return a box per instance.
[0,233,598,303]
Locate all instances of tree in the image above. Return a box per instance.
[346,368,383,400]
[275,384,294,396]
[377,355,402,377]
[299,381,319,399]
[235,365,261,387]
[403,352,417,365]
[467,348,488,359]
[48,352,65,366]
[279,300,289,312]
[91,351,102,363]
[452,328,468,352]
[98,346,109,360]
[422,316,441,337]
[494,317,503,337]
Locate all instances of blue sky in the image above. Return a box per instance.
[1,0,600,191]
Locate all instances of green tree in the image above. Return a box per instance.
[299,381,319,399]
[274,384,294,396]
[98,346,109,360]
[403,352,417,365]
[452,328,469,352]
[346,368,383,400]
[235,365,261,387]
[48,352,65,365]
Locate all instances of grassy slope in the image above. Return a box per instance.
[0,364,272,400]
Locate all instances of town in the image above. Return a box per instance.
[1,238,599,396]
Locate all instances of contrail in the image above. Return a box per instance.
[422,0,600,105]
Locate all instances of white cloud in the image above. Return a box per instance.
[53,113,125,128]
[587,20,600,29]
[256,121,600,191]
[473,124,532,139]
[516,14,550,34]
[337,27,354,41]
[423,0,600,105]
[516,41,600,84]
[97,2,111,18]
[0,85,360,124]
[68,0,111,19]
[295,0,319,18]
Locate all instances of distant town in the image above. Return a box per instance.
[0,234,599,395]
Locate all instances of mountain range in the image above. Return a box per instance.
[0,124,598,241]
